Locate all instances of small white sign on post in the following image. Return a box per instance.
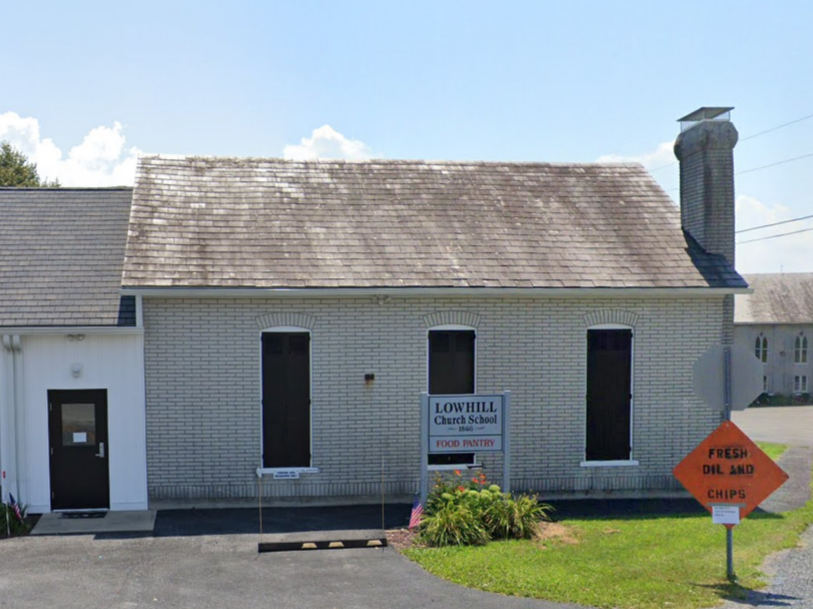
[712,505,741,526]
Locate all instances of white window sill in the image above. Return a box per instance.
[428,463,482,471]
[256,467,320,478]
[580,460,640,468]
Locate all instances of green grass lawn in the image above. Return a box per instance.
[757,441,788,461]
[405,443,810,609]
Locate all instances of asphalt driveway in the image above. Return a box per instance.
[3,407,809,609]
[0,533,583,609]
[733,405,813,447]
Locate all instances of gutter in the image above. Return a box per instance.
[0,326,143,336]
[122,286,753,299]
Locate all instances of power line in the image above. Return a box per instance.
[737,152,813,175]
[737,226,813,245]
[737,213,813,234]
[740,112,813,142]
[663,151,813,192]
[648,161,677,173]
[649,110,813,174]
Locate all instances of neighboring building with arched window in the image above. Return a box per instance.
[735,273,813,398]
[755,333,769,363]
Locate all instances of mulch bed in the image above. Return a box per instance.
[385,527,423,551]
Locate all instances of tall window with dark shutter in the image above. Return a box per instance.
[585,328,633,461]
[262,332,311,468]
[428,329,476,466]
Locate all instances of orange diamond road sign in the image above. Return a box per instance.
[673,420,789,521]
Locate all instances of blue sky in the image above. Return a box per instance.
[2,0,811,272]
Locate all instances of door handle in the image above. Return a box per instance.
[95,442,105,459]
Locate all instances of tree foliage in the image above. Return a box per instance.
[0,141,60,187]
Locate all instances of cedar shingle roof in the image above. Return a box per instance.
[735,273,813,324]
[123,156,746,290]
[0,188,134,327]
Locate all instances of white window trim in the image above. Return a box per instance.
[258,325,314,469]
[427,324,477,470]
[580,460,640,468]
[795,375,809,394]
[584,323,635,463]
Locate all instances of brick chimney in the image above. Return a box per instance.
[673,107,738,266]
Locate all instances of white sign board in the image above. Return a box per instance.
[273,470,301,480]
[420,392,511,506]
[430,436,503,453]
[428,394,504,453]
[712,504,741,525]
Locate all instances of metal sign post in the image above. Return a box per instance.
[503,392,511,495]
[420,393,430,506]
[690,343,770,582]
[420,391,511,506]
[722,345,733,580]
[674,421,788,583]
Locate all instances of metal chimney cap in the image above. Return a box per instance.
[678,107,734,131]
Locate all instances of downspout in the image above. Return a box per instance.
[1,335,20,500]
[11,336,25,503]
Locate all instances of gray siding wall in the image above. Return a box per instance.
[734,323,813,396]
[143,296,728,502]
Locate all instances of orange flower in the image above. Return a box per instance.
[453,469,461,476]
[471,477,479,484]
[457,486,466,492]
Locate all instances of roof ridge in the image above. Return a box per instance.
[0,187,134,191]
[137,154,644,168]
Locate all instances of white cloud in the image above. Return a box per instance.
[599,141,813,273]
[0,111,140,186]
[283,125,374,161]
[597,140,678,194]
[597,140,676,170]
[735,195,813,274]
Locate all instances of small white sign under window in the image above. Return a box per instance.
[273,470,301,480]
[73,432,87,444]
[712,505,741,525]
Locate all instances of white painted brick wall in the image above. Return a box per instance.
[143,296,727,502]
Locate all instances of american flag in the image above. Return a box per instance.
[408,494,423,530]
[9,493,23,524]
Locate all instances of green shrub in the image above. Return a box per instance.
[484,493,551,540]
[419,470,551,546]
[421,500,489,547]
[0,501,30,537]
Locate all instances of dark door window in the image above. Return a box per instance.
[262,332,311,468]
[48,389,110,510]
[586,329,632,461]
[429,330,475,465]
